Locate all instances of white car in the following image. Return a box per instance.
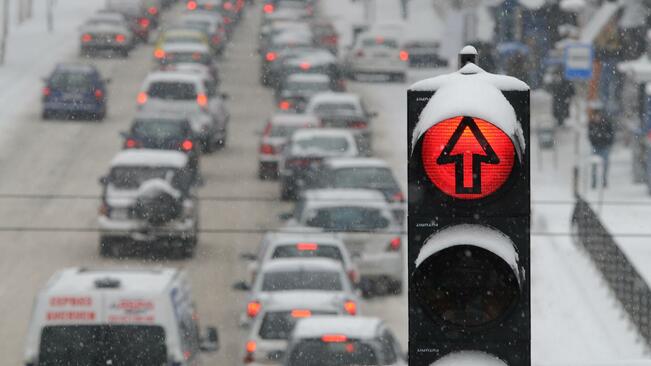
[344,30,408,81]
[242,232,359,286]
[24,267,219,366]
[258,113,320,179]
[241,292,347,366]
[283,189,404,297]
[285,316,406,366]
[138,70,229,151]
[235,258,359,326]
[278,128,360,200]
[304,92,376,155]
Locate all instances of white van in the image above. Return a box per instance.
[24,267,219,366]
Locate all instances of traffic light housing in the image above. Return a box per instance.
[408,53,530,365]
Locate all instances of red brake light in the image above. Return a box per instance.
[279,100,291,110]
[291,309,312,318]
[115,34,126,43]
[263,3,274,13]
[322,334,347,343]
[154,49,165,59]
[347,270,358,283]
[246,340,257,353]
[148,6,158,15]
[136,92,148,105]
[389,237,401,251]
[392,191,405,202]
[138,17,150,28]
[187,1,197,10]
[181,139,194,151]
[265,52,276,62]
[42,87,51,97]
[344,300,357,316]
[247,301,261,318]
[297,242,318,251]
[94,89,104,99]
[350,121,367,129]
[399,50,409,61]
[82,34,92,42]
[211,35,221,45]
[223,1,233,10]
[299,62,311,70]
[125,138,139,149]
[260,144,275,155]
[197,93,208,107]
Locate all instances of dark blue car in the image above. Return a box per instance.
[42,63,109,120]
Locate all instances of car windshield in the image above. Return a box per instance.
[258,310,336,340]
[110,166,177,189]
[272,244,344,262]
[132,120,188,140]
[287,340,378,366]
[147,81,197,100]
[313,103,357,115]
[49,72,92,91]
[261,270,342,291]
[332,167,397,189]
[38,325,166,366]
[305,207,390,231]
[293,136,349,154]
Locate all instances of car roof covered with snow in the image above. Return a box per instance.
[270,113,320,126]
[286,73,331,83]
[263,231,343,246]
[110,149,189,169]
[143,70,204,84]
[259,291,345,313]
[162,42,211,54]
[308,92,361,106]
[323,157,389,170]
[260,258,345,273]
[301,189,390,210]
[293,316,383,340]
[291,128,355,141]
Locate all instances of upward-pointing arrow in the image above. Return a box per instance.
[436,117,500,194]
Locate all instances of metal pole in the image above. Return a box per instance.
[0,0,9,65]
[47,0,54,33]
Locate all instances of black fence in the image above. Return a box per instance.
[572,196,651,345]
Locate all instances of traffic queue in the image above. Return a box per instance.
[27,0,408,365]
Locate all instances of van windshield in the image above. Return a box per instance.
[38,325,166,366]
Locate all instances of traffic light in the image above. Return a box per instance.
[407,47,530,365]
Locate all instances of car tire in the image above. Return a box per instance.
[258,167,268,180]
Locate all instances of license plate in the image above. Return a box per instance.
[62,93,82,101]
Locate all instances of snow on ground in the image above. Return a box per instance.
[0,0,105,147]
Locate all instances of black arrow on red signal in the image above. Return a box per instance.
[436,117,500,194]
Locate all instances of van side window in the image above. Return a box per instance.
[378,330,398,365]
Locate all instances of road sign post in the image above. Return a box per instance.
[408,47,531,365]
[564,43,593,81]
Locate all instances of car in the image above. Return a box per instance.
[274,49,345,91]
[343,30,408,81]
[283,189,403,297]
[262,0,313,19]
[310,19,338,55]
[178,11,228,55]
[98,149,200,257]
[153,28,210,60]
[241,232,359,286]
[278,128,360,200]
[137,71,229,151]
[142,0,163,28]
[258,20,311,56]
[241,293,346,366]
[234,258,359,325]
[105,0,152,42]
[258,113,320,179]
[79,12,134,57]
[260,31,314,86]
[41,63,109,120]
[402,38,447,68]
[284,316,406,366]
[304,92,376,155]
[306,157,405,224]
[186,0,240,33]
[275,73,332,113]
[158,43,220,83]
[121,112,201,178]
[24,267,219,366]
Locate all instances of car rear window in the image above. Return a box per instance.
[271,125,303,138]
[165,52,211,65]
[313,103,357,115]
[262,270,342,291]
[272,244,343,262]
[285,80,330,92]
[361,37,399,48]
[132,120,189,140]
[147,81,197,100]
[332,167,397,189]
[305,207,390,231]
[293,136,349,154]
[287,340,378,366]
[165,35,203,44]
[110,167,177,189]
[258,310,337,340]
[49,72,93,91]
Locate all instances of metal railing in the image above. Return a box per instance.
[572,196,651,347]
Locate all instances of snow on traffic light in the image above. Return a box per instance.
[408,47,531,366]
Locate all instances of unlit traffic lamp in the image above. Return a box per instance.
[407,47,530,365]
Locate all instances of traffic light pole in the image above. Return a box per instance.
[408,46,531,365]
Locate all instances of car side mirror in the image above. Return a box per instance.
[200,326,219,352]
[232,281,251,291]
[99,176,108,186]
[240,252,257,261]
[278,212,293,221]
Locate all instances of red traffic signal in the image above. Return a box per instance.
[421,116,515,200]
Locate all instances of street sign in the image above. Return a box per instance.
[564,43,593,80]
[422,116,515,199]
[408,49,531,366]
